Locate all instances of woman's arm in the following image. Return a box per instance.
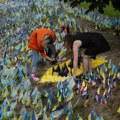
[46,56,55,61]
[73,40,82,79]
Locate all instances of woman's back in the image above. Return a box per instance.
[74,32,108,49]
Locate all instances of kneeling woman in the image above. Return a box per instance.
[63,32,111,79]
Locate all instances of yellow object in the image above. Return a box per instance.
[88,113,91,120]
[0,0,6,3]
[97,87,100,95]
[117,106,120,113]
[7,59,12,68]
[84,99,89,107]
[40,57,107,83]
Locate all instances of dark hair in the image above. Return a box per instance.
[44,35,54,44]
[60,24,70,34]
[63,34,75,49]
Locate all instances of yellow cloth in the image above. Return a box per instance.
[40,57,107,83]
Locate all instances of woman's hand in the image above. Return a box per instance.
[46,56,56,61]
[50,58,57,65]
[51,58,57,62]
[57,57,66,62]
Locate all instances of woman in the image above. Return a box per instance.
[63,32,110,79]
[28,28,57,81]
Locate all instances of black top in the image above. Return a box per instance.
[73,32,110,56]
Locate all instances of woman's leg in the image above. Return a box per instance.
[88,57,92,73]
[31,50,39,81]
[82,55,91,76]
